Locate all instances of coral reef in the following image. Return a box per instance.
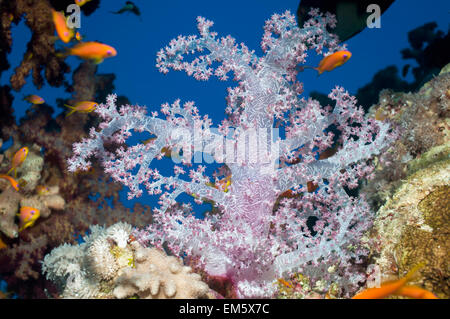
[42,222,212,299]
[364,143,449,299]
[0,22,151,297]
[359,62,449,299]
[362,63,449,210]
[355,22,449,110]
[0,144,65,239]
[113,246,212,299]
[0,0,70,91]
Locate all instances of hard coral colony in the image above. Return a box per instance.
[66,10,393,298]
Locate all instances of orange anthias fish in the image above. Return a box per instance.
[17,207,40,232]
[0,174,20,191]
[17,206,40,232]
[64,41,117,64]
[75,31,83,42]
[51,9,74,43]
[36,185,50,196]
[23,94,45,104]
[7,147,29,177]
[64,101,98,117]
[352,263,437,299]
[393,285,438,299]
[74,0,92,7]
[315,50,352,75]
[277,278,293,289]
[0,237,7,250]
[206,175,232,193]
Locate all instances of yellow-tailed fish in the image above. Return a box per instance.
[25,52,33,61]
[74,0,92,7]
[17,206,40,232]
[75,31,83,41]
[23,95,44,104]
[0,174,20,191]
[314,50,352,75]
[62,41,117,64]
[7,147,29,177]
[51,9,74,43]
[206,175,231,193]
[277,278,293,289]
[64,101,98,117]
[36,185,50,196]
[352,263,425,299]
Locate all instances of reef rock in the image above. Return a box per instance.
[42,222,213,299]
[0,144,65,238]
[366,143,449,299]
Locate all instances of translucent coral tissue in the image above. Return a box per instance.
[65,10,394,298]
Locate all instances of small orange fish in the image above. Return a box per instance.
[74,0,92,7]
[17,206,40,232]
[0,174,20,191]
[36,185,50,196]
[206,175,231,193]
[64,41,117,64]
[64,101,98,117]
[0,237,7,250]
[51,9,74,43]
[352,263,425,299]
[393,285,438,299]
[23,94,45,104]
[315,50,352,75]
[75,31,83,41]
[7,147,29,177]
[277,278,293,289]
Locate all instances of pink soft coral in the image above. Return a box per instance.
[67,10,393,297]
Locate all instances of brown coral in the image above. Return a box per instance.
[1,0,70,91]
[366,147,449,299]
[363,63,450,210]
[0,169,66,239]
